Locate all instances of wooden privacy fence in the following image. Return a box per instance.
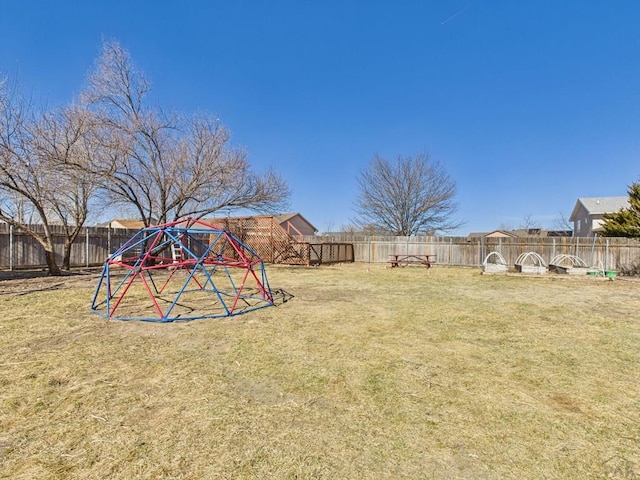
[303,234,640,272]
[308,243,355,266]
[1,223,638,271]
[0,224,138,270]
[0,224,355,270]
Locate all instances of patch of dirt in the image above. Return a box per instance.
[548,394,584,414]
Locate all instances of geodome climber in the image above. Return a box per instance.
[91,218,275,322]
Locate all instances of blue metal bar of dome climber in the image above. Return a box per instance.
[107,229,163,315]
[161,231,231,320]
[171,229,224,293]
[90,263,108,314]
[198,231,227,291]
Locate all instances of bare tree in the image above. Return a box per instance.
[519,213,541,230]
[83,40,290,226]
[551,211,573,233]
[340,223,359,234]
[497,222,515,232]
[30,105,101,269]
[353,153,460,236]
[0,83,56,274]
[0,79,100,274]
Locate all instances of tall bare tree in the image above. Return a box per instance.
[551,211,573,233]
[0,79,100,274]
[519,214,542,230]
[83,41,290,226]
[30,105,101,269]
[353,153,460,235]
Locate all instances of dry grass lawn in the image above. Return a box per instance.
[1,264,639,479]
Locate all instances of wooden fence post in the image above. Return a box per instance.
[85,228,90,268]
[9,225,14,271]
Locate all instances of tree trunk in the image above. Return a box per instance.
[62,240,72,270]
[45,249,62,276]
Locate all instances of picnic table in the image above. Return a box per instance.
[388,254,436,268]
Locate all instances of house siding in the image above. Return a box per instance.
[570,197,629,237]
[280,215,316,236]
[572,204,591,236]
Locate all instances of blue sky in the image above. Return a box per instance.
[1,1,639,235]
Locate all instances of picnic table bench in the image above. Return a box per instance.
[388,254,436,268]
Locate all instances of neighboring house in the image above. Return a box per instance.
[105,213,318,236]
[274,213,318,237]
[509,228,572,237]
[468,230,518,239]
[468,229,572,239]
[569,197,629,236]
[106,219,147,230]
[207,213,317,238]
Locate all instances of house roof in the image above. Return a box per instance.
[468,228,572,238]
[109,219,147,229]
[204,212,318,232]
[468,230,518,238]
[275,212,318,232]
[274,213,299,223]
[510,228,573,237]
[570,196,629,220]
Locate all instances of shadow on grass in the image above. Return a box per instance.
[0,269,100,282]
[271,287,295,306]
